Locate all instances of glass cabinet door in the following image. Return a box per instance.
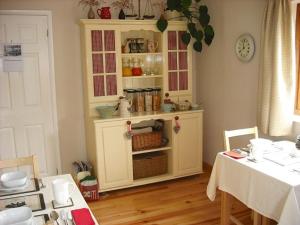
[166,30,191,96]
[90,29,120,101]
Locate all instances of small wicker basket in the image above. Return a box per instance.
[132,131,162,151]
[133,152,168,179]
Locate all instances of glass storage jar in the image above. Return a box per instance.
[125,89,136,112]
[144,88,153,112]
[135,88,145,112]
[152,87,161,111]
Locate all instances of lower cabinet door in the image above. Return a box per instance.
[95,121,133,190]
[173,112,203,176]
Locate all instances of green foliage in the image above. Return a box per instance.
[156,18,168,32]
[181,32,191,45]
[167,0,181,11]
[204,25,214,46]
[157,0,215,52]
[181,0,192,9]
[193,41,202,52]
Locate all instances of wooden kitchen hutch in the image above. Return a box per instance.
[80,19,203,192]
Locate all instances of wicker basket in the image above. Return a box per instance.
[133,152,168,179]
[132,131,162,151]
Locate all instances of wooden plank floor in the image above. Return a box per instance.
[89,166,252,225]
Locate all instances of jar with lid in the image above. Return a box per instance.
[152,87,161,111]
[135,88,145,112]
[125,89,136,112]
[122,58,132,77]
[144,88,153,112]
[132,57,142,76]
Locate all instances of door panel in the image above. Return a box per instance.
[23,54,41,106]
[0,128,16,160]
[174,113,203,176]
[18,24,38,44]
[24,124,47,174]
[0,73,11,108]
[95,122,133,189]
[0,14,59,176]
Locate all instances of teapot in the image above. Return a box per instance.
[97,7,111,19]
[119,97,132,117]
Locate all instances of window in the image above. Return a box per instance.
[295,4,300,112]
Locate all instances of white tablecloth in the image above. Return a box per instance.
[207,153,300,225]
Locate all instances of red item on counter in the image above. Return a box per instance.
[71,208,95,225]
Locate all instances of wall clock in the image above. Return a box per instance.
[235,34,255,62]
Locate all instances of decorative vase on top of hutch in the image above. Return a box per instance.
[80,19,203,192]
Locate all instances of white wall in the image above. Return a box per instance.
[196,0,268,165]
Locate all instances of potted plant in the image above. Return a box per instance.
[79,0,100,19]
[112,0,133,19]
[156,0,215,52]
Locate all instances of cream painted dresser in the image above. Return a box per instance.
[80,19,203,192]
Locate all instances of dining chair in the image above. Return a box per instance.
[0,155,40,178]
[222,126,271,225]
[224,126,258,151]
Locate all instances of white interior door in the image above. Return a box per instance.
[0,13,60,176]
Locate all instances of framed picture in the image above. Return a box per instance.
[4,44,22,57]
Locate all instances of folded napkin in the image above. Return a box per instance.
[71,208,95,225]
[264,152,300,166]
[224,150,247,159]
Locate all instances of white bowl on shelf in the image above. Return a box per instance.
[0,171,27,188]
[0,207,33,225]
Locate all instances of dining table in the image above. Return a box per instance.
[0,174,99,225]
[207,142,300,225]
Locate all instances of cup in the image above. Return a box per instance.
[249,138,272,161]
[250,145,264,161]
[52,179,74,205]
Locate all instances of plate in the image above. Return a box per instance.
[0,207,33,225]
[0,180,29,192]
[0,171,27,188]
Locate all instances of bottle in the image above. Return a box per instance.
[152,87,161,111]
[132,57,142,76]
[144,88,153,112]
[125,89,136,112]
[122,58,132,77]
[135,88,145,112]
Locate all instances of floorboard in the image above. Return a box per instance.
[88,165,252,225]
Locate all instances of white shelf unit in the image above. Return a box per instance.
[122,75,163,79]
[132,146,171,155]
[122,53,162,57]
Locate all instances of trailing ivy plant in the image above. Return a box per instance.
[156,0,215,52]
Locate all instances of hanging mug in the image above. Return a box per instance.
[97,7,111,19]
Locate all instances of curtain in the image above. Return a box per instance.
[258,0,295,136]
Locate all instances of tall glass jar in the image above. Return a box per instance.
[144,88,153,112]
[152,87,161,111]
[135,88,145,112]
[125,89,136,112]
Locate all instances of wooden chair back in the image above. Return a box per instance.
[223,127,265,225]
[0,155,40,178]
[224,126,258,151]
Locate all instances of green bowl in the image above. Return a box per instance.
[96,106,116,119]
